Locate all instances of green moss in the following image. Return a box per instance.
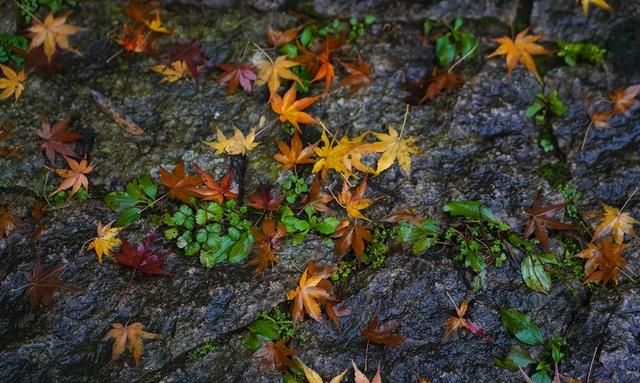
[538,163,571,190]
[187,341,218,360]
[364,225,390,268]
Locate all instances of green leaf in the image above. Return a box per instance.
[443,200,509,229]
[526,101,544,119]
[185,242,201,256]
[228,232,253,263]
[180,204,193,216]
[506,345,537,368]
[521,255,551,293]
[397,220,440,255]
[364,15,376,24]
[453,17,464,31]
[164,227,179,240]
[196,209,208,225]
[248,318,280,340]
[183,216,195,231]
[436,35,456,68]
[423,20,433,35]
[242,333,263,352]
[176,236,189,249]
[531,371,552,383]
[500,309,544,345]
[138,174,157,199]
[315,217,340,234]
[105,192,139,210]
[173,211,187,226]
[459,31,477,57]
[299,26,314,47]
[116,207,141,226]
[279,43,298,58]
[196,228,208,243]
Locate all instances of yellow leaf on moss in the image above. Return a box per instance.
[87,222,121,263]
[151,60,190,82]
[204,127,259,156]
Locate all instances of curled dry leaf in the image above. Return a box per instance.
[295,356,348,383]
[91,89,145,136]
[252,339,294,372]
[352,361,382,383]
[579,0,613,16]
[442,295,491,342]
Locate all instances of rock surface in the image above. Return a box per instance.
[1,0,639,382]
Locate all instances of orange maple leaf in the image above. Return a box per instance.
[102,321,162,367]
[337,178,371,220]
[50,156,94,197]
[189,165,237,203]
[287,261,336,322]
[159,161,202,203]
[28,12,85,63]
[339,57,373,94]
[576,237,628,284]
[273,132,316,170]
[362,315,406,348]
[487,28,551,83]
[270,86,319,131]
[247,219,286,276]
[332,219,372,260]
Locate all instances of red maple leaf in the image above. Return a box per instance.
[164,41,208,78]
[37,116,82,163]
[189,165,238,203]
[248,186,283,212]
[217,63,256,94]
[113,234,171,276]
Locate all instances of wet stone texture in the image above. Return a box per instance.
[1,0,640,382]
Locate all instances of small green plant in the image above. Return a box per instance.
[426,17,477,68]
[163,201,253,266]
[105,174,159,226]
[318,19,346,37]
[364,225,390,268]
[242,308,298,351]
[18,0,77,22]
[281,174,309,204]
[0,33,28,66]
[396,219,440,255]
[347,15,376,41]
[187,341,218,360]
[496,309,567,383]
[557,41,606,67]
[42,175,88,206]
[526,91,567,125]
[279,206,339,243]
[330,260,354,281]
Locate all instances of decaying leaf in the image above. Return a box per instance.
[295,357,348,383]
[50,156,94,197]
[37,116,82,163]
[442,294,490,342]
[151,60,191,82]
[575,237,628,284]
[0,126,21,159]
[287,261,337,322]
[252,339,294,372]
[609,84,640,116]
[420,68,464,102]
[265,24,303,47]
[270,86,319,131]
[217,63,256,94]
[523,191,573,250]
[332,219,372,260]
[362,315,406,348]
[114,234,171,275]
[352,361,382,383]
[248,186,283,212]
[102,321,162,367]
[487,28,551,83]
[579,0,613,16]
[28,12,84,63]
[25,260,74,308]
[273,132,316,170]
[255,55,301,98]
[159,161,202,203]
[592,203,638,244]
[298,176,332,213]
[0,64,27,102]
[0,207,18,238]
[247,218,286,276]
[337,178,371,220]
[339,57,373,94]
[116,24,154,54]
[204,127,260,156]
[87,222,122,263]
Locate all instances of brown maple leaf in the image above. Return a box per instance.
[609,84,640,116]
[159,161,202,203]
[442,293,491,342]
[50,156,94,197]
[575,237,628,284]
[0,206,18,238]
[353,361,382,383]
[24,260,74,308]
[248,186,283,212]
[339,57,373,94]
[217,63,256,94]
[265,24,303,47]
[287,261,337,322]
[0,126,21,159]
[164,41,208,78]
[27,12,85,63]
[247,218,286,276]
[273,132,316,170]
[103,321,162,367]
[420,68,464,103]
[524,191,572,250]
[114,235,171,276]
[37,116,82,163]
[487,27,551,83]
[189,165,237,203]
[270,86,319,131]
[332,219,372,260]
[297,176,332,213]
[592,203,638,244]
[337,178,371,220]
[362,314,406,348]
[252,339,294,372]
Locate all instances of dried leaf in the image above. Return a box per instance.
[102,321,162,367]
[362,315,406,348]
[28,12,84,63]
[270,86,319,131]
[204,127,259,156]
[487,28,551,83]
[0,206,18,238]
[37,116,82,163]
[273,132,316,170]
[337,178,371,220]
[295,357,348,383]
[579,0,613,16]
[576,237,628,284]
[87,222,122,263]
[248,186,283,212]
[116,24,154,54]
[609,84,640,116]
[189,166,238,203]
[151,60,191,82]
[312,130,374,180]
[298,176,332,213]
[339,57,373,94]
[164,41,207,78]
[50,156,94,197]
[217,63,256,94]
[255,55,301,98]
[25,260,74,308]
[247,218,286,276]
[358,124,419,175]
[442,296,491,342]
[287,261,336,322]
[332,219,372,260]
[252,339,294,372]
[265,24,303,47]
[523,191,573,250]
[114,235,171,276]
[420,68,464,102]
[352,361,382,383]
[592,203,638,244]
[0,64,27,102]
[159,161,202,203]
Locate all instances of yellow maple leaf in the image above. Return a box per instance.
[312,130,373,180]
[579,0,613,16]
[87,222,122,263]
[204,127,259,156]
[294,357,348,383]
[361,124,419,175]
[592,203,638,244]
[144,10,171,34]
[255,55,301,98]
[0,65,26,102]
[487,28,551,83]
[151,60,190,82]
[28,12,85,63]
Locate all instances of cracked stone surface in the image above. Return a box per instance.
[1,0,639,382]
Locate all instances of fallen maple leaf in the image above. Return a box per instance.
[50,156,94,197]
[13,46,62,77]
[311,37,343,94]
[116,24,154,54]
[579,0,613,16]
[273,132,316,170]
[114,235,171,275]
[353,361,382,383]
[37,116,82,163]
[0,64,27,102]
[103,321,162,366]
[295,357,348,383]
[270,86,319,131]
[217,63,256,94]
[609,84,640,116]
[189,166,237,203]
[247,218,286,276]
[28,12,84,63]
[332,219,372,260]
[255,55,301,98]
[337,178,371,220]
[592,203,638,244]
[576,237,628,284]
[297,176,332,213]
[265,24,303,47]
[312,130,373,180]
[248,186,283,212]
[442,294,491,342]
[487,28,551,83]
[87,222,122,263]
[204,127,259,156]
[287,261,337,322]
[164,41,207,78]
[123,0,171,34]
[159,161,202,203]
[0,126,21,159]
[0,206,18,238]
[25,260,74,308]
[420,68,464,102]
[339,57,373,94]
[253,339,294,372]
[151,60,191,82]
[362,315,406,348]
[360,120,419,175]
[523,191,573,250]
